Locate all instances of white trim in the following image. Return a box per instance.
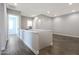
[54,32,79,38]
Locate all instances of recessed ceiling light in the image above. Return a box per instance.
[38,19,41,22]
[14,3,17,6]
[47,11,50,14]
[34,17,38,20]
[54,14,57,16]
[72,10,76,12]
[69,3,72,5]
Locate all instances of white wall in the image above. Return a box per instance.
[52,13,79,37]
[32,13,79,38]
[33,14,52,30]
[0,3,7,53]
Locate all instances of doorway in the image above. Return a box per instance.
[8,14,20,37]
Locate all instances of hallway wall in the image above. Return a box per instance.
[52,12,79,37]
[0,4,7,53]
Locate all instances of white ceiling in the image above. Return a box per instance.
[7,3,79,17]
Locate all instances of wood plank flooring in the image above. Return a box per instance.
[39,34,79,55]
[1,34,79,55]
[1,35,35,55]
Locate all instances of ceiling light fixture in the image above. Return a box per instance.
[69,3,72,5]
[47,11,50,14]
[54,14,57,17]
[38,19,41,22]
[14,3,17,6]
[72,10,76,12]
[34,17,38,20]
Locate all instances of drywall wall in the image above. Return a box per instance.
[52,12,79,37]
[33,14,52,30]
[0,3,8,53]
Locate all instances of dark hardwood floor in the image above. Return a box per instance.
[1,35,35,55]
[1,34,79,55]
[39,34,79,55]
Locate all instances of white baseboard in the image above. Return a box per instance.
[54,32,79,38]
